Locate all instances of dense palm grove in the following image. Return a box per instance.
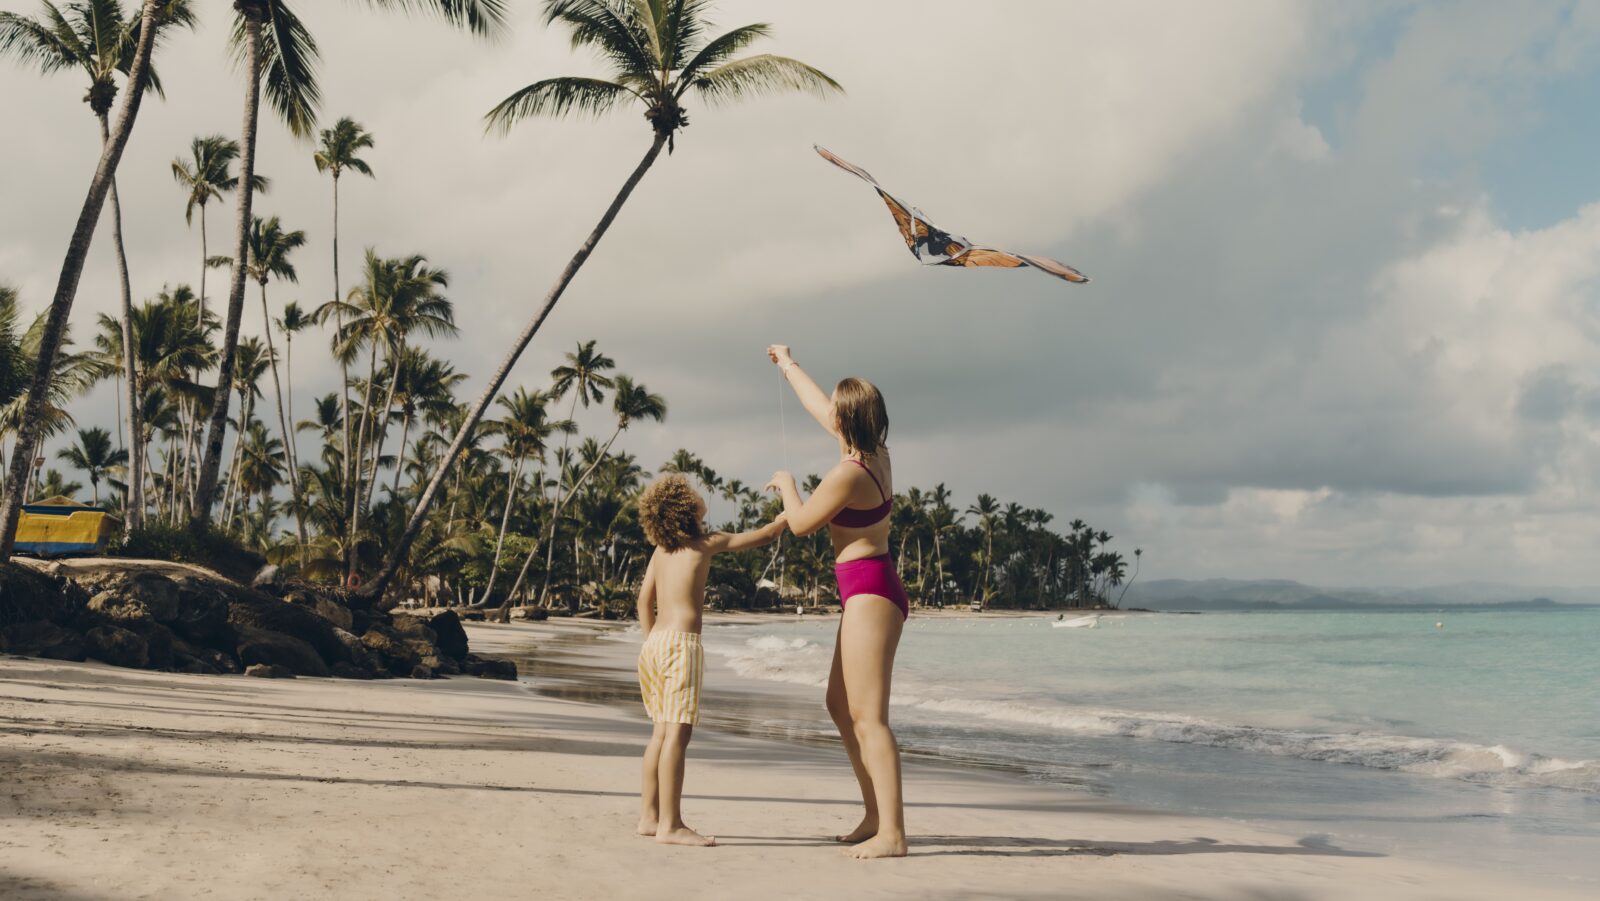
[0,0,1137,612]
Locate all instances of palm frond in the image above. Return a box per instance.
[657,0,713,71]
[673,21,766,89]
[688,53,842,106]
[484,76,634,134]
[232,2,321,138]
[544,0,659,84]
[0,7,80,75]
[359,0,508,37]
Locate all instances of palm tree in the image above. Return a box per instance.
[313,115,374,562]
[1116,548,1143,608]
[190,0,506,531]
[57,426,127,504]
[275,299,311,454]
[967,493,999,603]
[172,135,265,321]
[366,0,840,599]
[511,375,664,612]
[37,468,84,500]
[385,347,464,495]
[219,337,269,525]
[477,387,571,604]
[0,293,111,494]
[244,215,309,551]
[0,0,195,537]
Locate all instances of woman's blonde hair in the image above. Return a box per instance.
[833,377,889,457]
[638,474,703,551]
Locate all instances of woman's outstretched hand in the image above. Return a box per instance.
[767,344,794,371]
[764,470,796,494]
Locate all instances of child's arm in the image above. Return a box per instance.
[765,464,857,537]
[768,345,838,438]
[706,514,789,553]
[637,552,658,635]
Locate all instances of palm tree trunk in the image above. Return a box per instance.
[0,0,161,560]
[347,345,379,569]
[498,422,623,619]
[477,454,524,605]
[259,280,308,556]
[98,114,145,530]
[362,132,669,603]
[363,346,402,510]
[190,10,261,530]
[331,173,358,581]
[391,410,412,496]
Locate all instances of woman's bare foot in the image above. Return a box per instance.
[843,832,907,859]
[637,817,658,837]
[835,815,878,843]
[656,825,717,847]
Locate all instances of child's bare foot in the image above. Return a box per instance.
[637,817,658,836]
[835,815,878,843]
[656,825,717,847]
[843,832,907,859]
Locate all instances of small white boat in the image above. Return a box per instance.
[1052,614,1100,629]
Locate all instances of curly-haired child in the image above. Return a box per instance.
[634,473,786,847]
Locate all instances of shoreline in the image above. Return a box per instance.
[0,623,1589,899]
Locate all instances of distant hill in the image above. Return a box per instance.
[1121,578,1599,611]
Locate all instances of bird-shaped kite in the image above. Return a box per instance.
[815,145,1089,284]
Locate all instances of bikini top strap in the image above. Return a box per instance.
[848,459,889,502]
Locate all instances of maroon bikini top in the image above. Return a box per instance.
[830,459,891,528]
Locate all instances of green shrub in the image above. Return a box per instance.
[115,525,266,584]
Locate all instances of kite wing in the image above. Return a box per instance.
[814,144,1088,284]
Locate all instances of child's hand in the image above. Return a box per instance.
[764,470,795,494]
[767,344,794,370]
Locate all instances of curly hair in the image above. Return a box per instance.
[638,474,703,551]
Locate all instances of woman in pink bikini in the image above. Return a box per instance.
[764,343,909,860]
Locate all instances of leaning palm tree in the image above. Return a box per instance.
[366,0,840,599]
[57,426,127,504]
[0,0,195,536]
[190,0,506,531]
[313,115,374,555]
[243,215,308,551]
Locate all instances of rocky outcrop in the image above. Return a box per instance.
[1,561,516,682]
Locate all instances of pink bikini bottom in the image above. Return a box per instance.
[835,554,909,620]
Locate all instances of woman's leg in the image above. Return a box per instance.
[826,622,878,842]
[838,595,907,859]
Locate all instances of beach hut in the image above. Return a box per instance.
[14,496,121,557]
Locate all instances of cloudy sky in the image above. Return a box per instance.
[4,0,1600,588]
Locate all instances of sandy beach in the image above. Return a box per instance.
[0,620,1588,900]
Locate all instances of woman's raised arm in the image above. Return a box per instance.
[768,344,838,438]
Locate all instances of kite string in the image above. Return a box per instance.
[775,366,790,595]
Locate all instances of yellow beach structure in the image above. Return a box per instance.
[14,496,120,557]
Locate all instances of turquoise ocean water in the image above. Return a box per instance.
[697,608,1600,882]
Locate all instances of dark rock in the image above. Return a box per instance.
[86,590,156,626]
[166,578,233,646]
[235,626,330,677]
[85,625,149,669]
[426,610,469,659]
[360,627,419,676]
[282,589,354,632]
[0,563,87,626]
[128,621,176,670]
[462,654,518,681]
[389,614,437,644]
[410,663,434,680]
[330,661,375,680]
[174,654,221,675]
[4,620,86,661]
[420,654,460,676]
[228,594,346,665]
[245,663,294,679]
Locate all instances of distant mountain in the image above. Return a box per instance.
[1121,578,1599,611]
